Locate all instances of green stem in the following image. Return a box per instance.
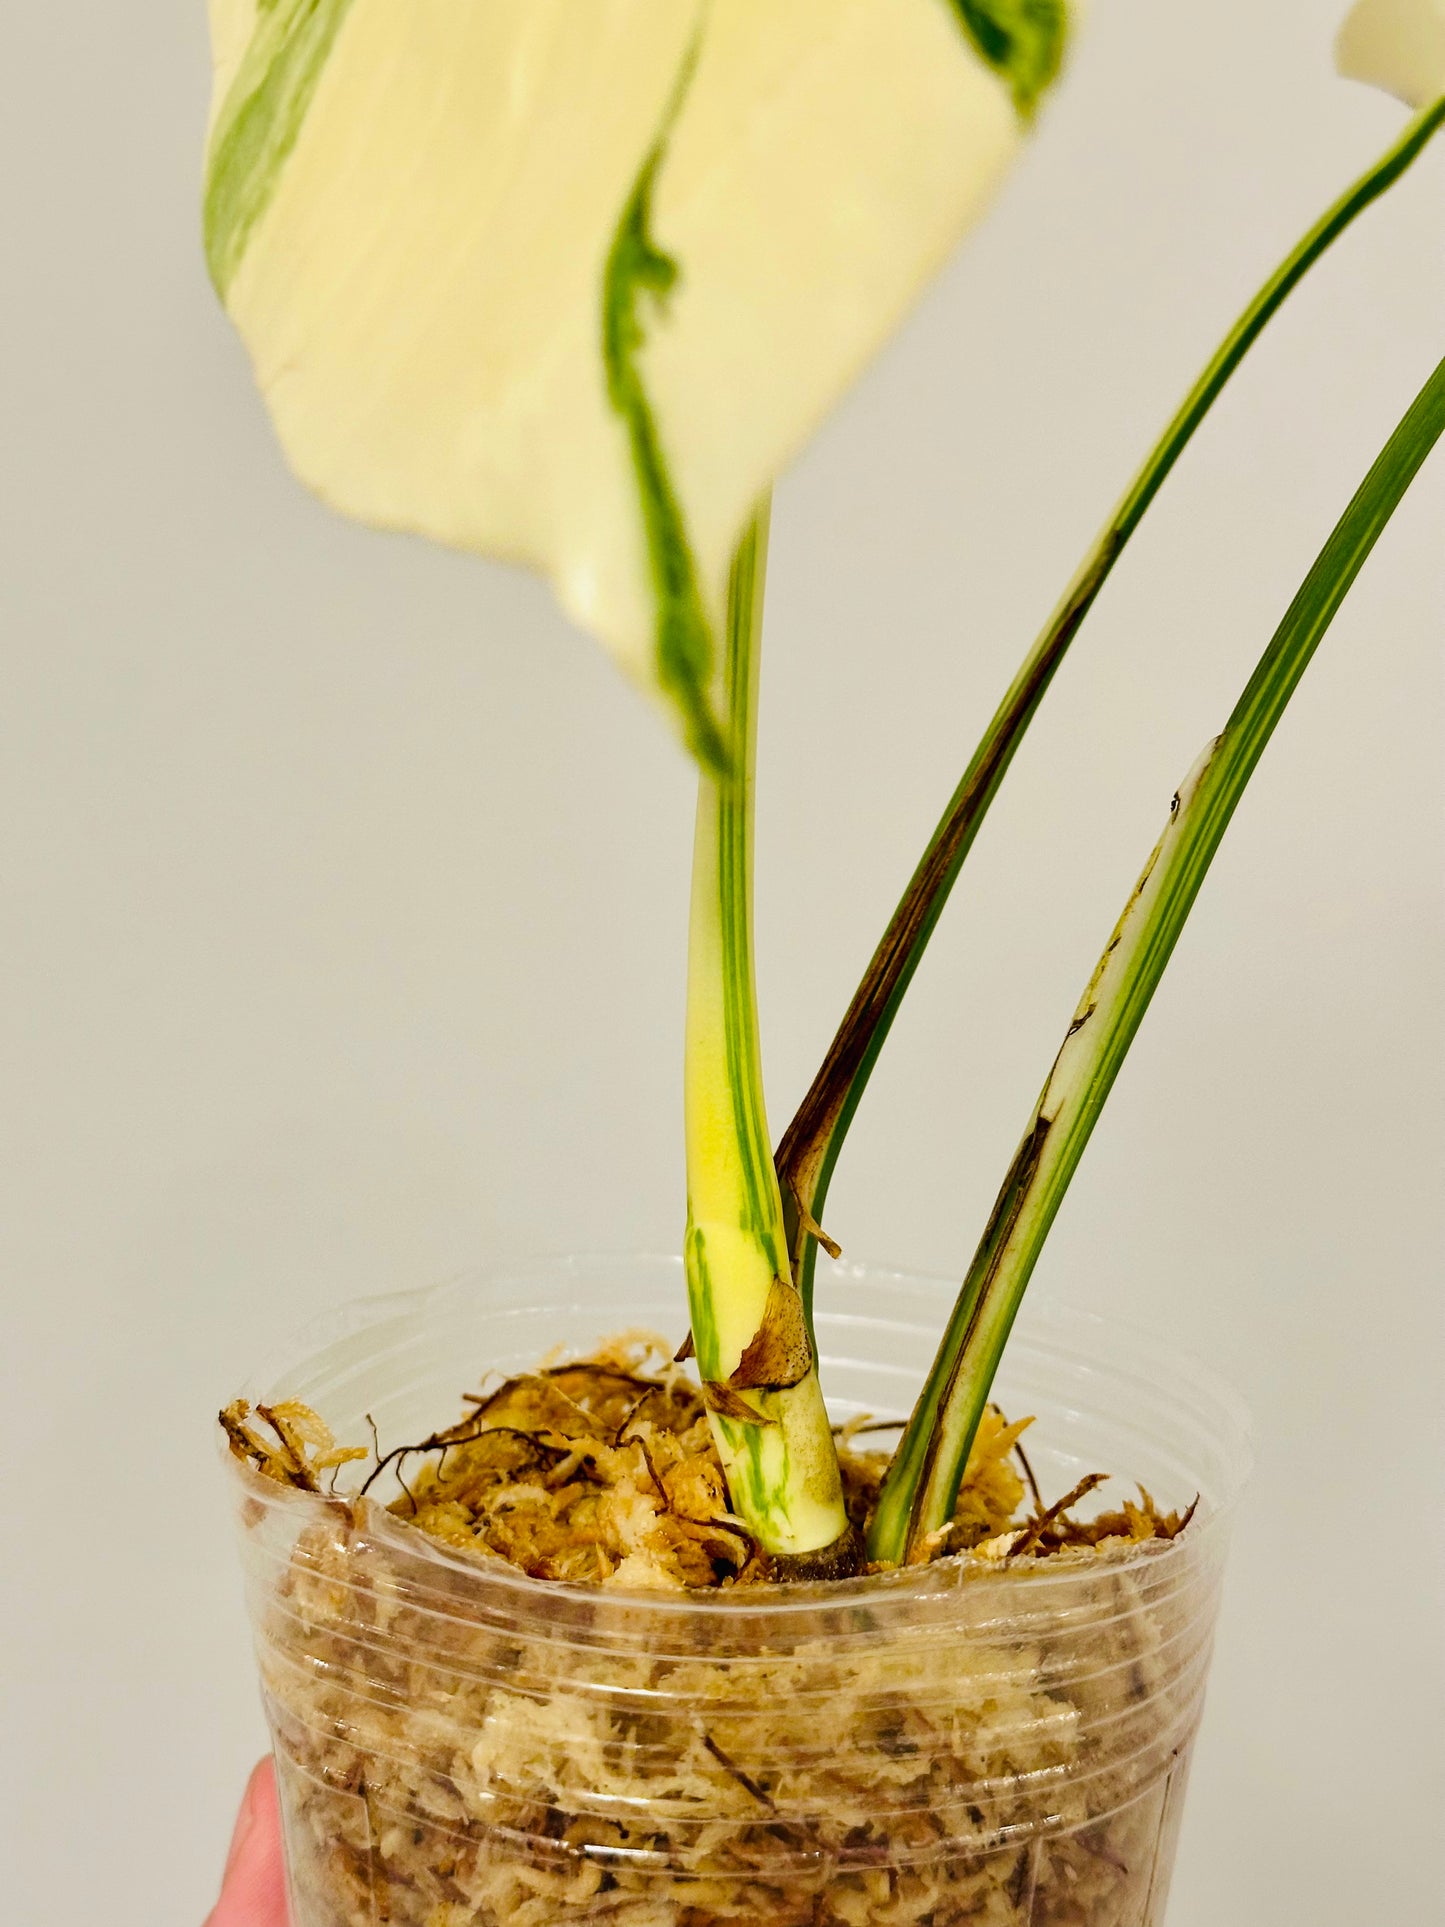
[868,351,1445,1564]
[777,101,1445,1312]
[684,498,852,1564]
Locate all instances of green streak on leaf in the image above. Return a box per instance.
[716,518,777,1245]
[946,0,1069,119]
[204,0,356,299]
[869,351,1445,1564]
[683,1223,721,1372]
[603,52,730,775]
[739,1425,770,1517]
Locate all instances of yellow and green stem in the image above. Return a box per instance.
[683,499,853,1566]
[777,100,1445,1316]
[868,349,1445,1564]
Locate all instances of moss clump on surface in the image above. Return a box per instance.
[224,1330,1192,1588]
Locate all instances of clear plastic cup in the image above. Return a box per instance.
[225,1254,1252,1927]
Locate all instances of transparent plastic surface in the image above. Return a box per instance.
[226,1255,1252,1927]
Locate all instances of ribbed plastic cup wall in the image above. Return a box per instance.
[225,1255,1252,1927]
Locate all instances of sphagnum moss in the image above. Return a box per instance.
[222,1336,1200,1927]
[224,1331,1192,1588]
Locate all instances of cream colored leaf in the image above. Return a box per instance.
[205,1,1069,764]
[207,0,259,100]
[1336,0,1445,106]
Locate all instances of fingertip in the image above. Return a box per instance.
[250,1756,280,1823]
[209,1757,290,1927]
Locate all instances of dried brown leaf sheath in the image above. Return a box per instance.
[730,1275,814,1391]
[703,1379,776,1425]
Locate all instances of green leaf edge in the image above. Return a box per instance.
[203,0,357,300]
[947,0,1070,120]
[602,42,732,776]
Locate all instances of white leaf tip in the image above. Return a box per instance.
[1336,0,1445,108]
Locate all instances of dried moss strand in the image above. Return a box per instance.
[1006,1472,1107,1559]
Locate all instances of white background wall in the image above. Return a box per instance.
[2,4,1441,1922]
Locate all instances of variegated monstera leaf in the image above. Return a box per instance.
[1337,0,1445,105]
[204,1,1070,767]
